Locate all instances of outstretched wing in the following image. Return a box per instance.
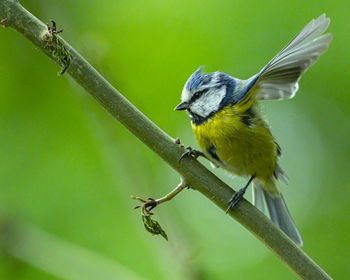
[256,14,332,100]
[235,14,332,103]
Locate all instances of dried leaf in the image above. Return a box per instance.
[141,213,168,241]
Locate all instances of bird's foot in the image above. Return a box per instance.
[179,146,205,162]
[226,175,255,213]
[226,187,247,213]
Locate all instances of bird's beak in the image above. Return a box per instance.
[174,101,189,111]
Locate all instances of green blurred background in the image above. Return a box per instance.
[0,0,349,279]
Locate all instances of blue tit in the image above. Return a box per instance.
[175,14,332,246]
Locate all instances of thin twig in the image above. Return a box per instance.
[156,182,187,205]
[132,180,187,214]
[0,1,332,279]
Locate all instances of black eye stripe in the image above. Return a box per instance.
[190,89,207,102]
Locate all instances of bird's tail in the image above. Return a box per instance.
[252,181,303,246]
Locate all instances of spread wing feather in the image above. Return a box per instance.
[256,14,332,100]
[236,14,332,102]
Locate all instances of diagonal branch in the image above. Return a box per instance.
[0,1,332,279]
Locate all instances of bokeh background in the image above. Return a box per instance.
[1,0,349,279]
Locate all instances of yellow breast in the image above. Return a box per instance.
[191,105,277,183]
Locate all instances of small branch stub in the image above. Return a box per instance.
[0,18,7,27]
[132,181,187,214]
[41,20,71,75]
[131,180,188,241]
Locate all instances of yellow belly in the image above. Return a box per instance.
[191,106,277,184]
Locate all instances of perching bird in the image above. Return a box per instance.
[175,14,332,246]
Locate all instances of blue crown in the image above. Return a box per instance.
[185,67,205,91]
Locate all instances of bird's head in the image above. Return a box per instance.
[175,67,236,124]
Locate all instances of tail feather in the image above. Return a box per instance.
[252,182,265,213]
[253,182,303,246]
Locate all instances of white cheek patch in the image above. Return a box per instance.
[181,88,191,102]
[191,86,226,117]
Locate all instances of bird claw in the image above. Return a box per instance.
[226,188,246,213]
[226,176,255,213]
[179,146,204,162]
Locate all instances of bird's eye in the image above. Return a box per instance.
[193,90,205,99]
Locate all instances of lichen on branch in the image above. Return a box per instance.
[41,20,70,75]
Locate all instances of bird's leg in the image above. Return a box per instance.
[226,175,256,213]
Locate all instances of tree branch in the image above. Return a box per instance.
[0,1,332,279]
